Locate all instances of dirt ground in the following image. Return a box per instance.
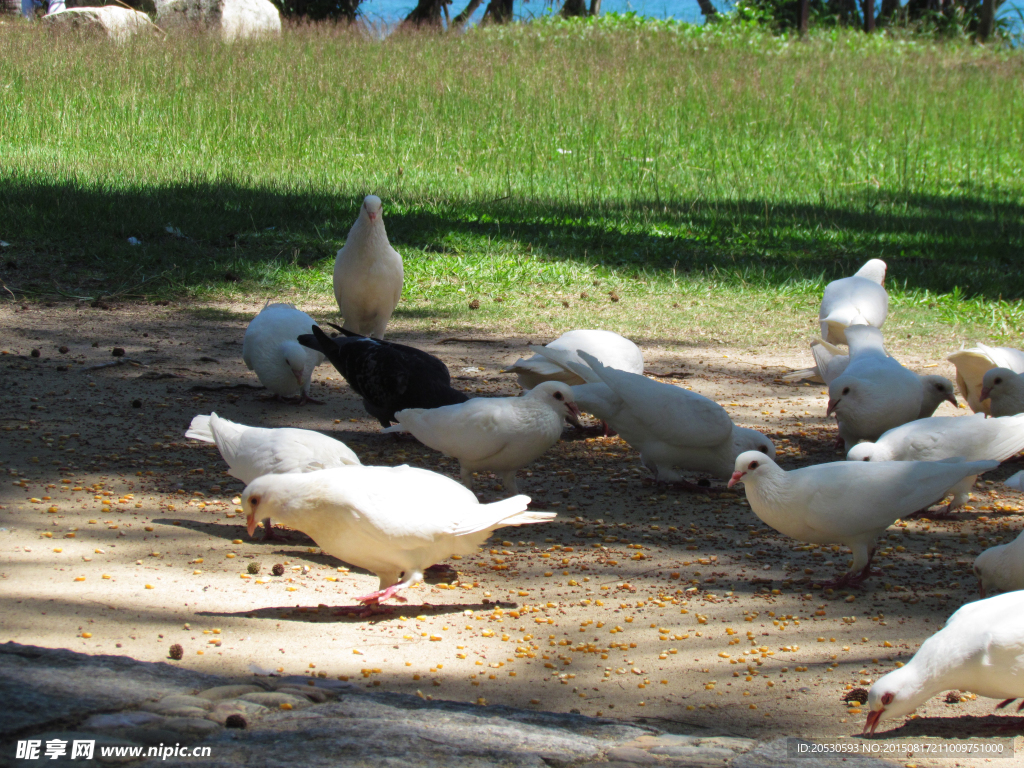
[3,297,1023,765]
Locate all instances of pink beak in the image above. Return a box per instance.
[863,708,883,734]
[979,581,987,599]
[727,471,744,488]
[246,512,256,538]
[945,393,958,408]
[826,399,839,416]
[980,386,992,402]
[367,210,378,222]
[568,402,582,420]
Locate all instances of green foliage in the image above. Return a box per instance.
[0,24,1021,341]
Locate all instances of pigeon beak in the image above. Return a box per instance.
[367,210,378,222]
[980,386,992,402]
[863,708,883,735]
[978,581,987,599]
[246,511,257,538]
[727,471,744,488]
[826,398,839,416]
[567,402,582,420]
[945,393,958,408]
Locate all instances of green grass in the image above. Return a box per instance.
[1,16,1022,345]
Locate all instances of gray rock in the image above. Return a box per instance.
[0,642,224,737]
[153,0,280,40]
[144,694,214,713]
[605,745,661,764]
[647,744,736,762]
[732,738,896,768]
[207,699,270,723]
[158,716,223,737]
[237,691,313,709]
[695,736,758,752]
[276,685,330,703]
[195,684,264,701]
[81,711,165,730]
[41,6,154,42]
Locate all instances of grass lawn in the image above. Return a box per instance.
[1,17,1022,347]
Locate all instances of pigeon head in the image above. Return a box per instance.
[731,427,776,462]
[826,376,858,417]
[528,381,582,421]
[980,367,1024,406]
[362,195,383,223]
[864,666,926,734]
[242,475,290,538]
[727,450,778,488]
[846,442,889,462]
[920,375,958,415]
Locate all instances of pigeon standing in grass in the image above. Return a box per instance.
[242,303,325,404]
[298,324,468,427]
[981,367,1024,417]
[846,413,1024,516]
[818,259,888,345]
[948,343,1024,414]
[562,351,775,490]
[864,592,1024,733]
[185,413,361,540]
[241,465,556,610]
[333,195,403,340]
[728,451,997,587]
[506,330,644,390]
[384,382,580,493]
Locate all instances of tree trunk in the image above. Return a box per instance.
[403,0,447,27]
[588,0,601,15]
[561,0,585,15]
[451,0,484,27]
[827,0,857,24]
[695,0,718,16]
[863,0,874,30]
[977,0,995,40]
[798,0,809,32]
[482,0,512,23]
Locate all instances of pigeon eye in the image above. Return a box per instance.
[759,446,768,454]
[862,457,869,462]
[996,378,1003,385]
[554,392,564,401]
[842,387,850,395]
[250,496,259,508]
[748,461,759,470]
[881,692,894,706]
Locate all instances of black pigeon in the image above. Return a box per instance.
[298,324,469,427]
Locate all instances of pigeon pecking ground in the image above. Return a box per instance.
[2,298,1024,765]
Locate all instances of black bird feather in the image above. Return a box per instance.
[298,324,469,427]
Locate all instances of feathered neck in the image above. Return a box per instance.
[347,213,391,254]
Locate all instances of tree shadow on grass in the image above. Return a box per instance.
[1,176,1021,301]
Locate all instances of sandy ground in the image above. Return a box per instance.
[3,298,1024,765]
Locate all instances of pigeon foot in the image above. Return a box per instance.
[260,518,284,541]
[297,394,325,406]
[355,584,409,605]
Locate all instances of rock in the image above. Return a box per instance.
[732,738,895,768]
[237,691,313,709]
[81,711,165,730]
[0,642,224,737]
[207,699,269,723]
[41,7,153,43]
[195,684,264,701]
[157,716,223,737]
[647,744,735,761]
[66,0,156,17]
[604,746,660,764]
[154,0,280,41]
[275,685,330,703]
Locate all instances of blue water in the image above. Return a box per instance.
[358,0,1022,34]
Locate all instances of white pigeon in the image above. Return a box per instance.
[865,592,1024,733]
[383,381,581,493]
[565,351,775,489]
[846,413,1024,515]
[974,530,1024,598]
[1005,471,1024,492]
[241,465,555,607]
[818,258,888,345]
[727,451,997,587]
[506,330,644,390]
[242,303,325,403]
[826,325,941,450]
[947,343,1024,415]
[982,367,1024,418]
[789,338,956,418]
[333,195,404,340]
[186,412,361,540]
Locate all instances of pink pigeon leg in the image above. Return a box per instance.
[354,583,409,605]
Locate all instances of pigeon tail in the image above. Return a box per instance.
[450,495,554,536]
[185,414,215,443]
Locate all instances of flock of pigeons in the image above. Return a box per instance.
[184,196,1024,735]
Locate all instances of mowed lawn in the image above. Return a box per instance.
[0,18,1022,343]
